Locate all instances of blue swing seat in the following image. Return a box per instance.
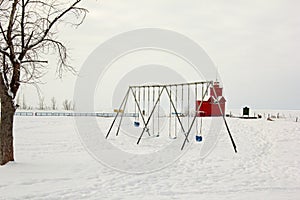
[134,121,140,127]
[196,135,202,142]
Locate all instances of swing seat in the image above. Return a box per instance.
[196,135,202,142]
[134,121,140,127]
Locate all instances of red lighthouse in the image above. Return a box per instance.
[196,82,226,117]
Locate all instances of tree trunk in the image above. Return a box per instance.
[0,95,16,165]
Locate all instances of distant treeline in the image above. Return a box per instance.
[15,94,75,111]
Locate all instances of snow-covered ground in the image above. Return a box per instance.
[1,110,300,199]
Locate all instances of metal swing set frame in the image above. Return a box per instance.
[105,81,237,153]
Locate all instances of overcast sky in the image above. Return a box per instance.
[21,0,300,110]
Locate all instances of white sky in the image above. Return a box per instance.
[20,0,300,110]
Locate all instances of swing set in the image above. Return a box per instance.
[105,81,237,153]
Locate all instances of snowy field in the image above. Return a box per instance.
[1,110,300,199]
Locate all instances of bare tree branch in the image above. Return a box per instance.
[7,0,18,58]
[0,21,8,44]
[21,0,25,50]
[21,60,48,64]
[0,0,87,98]
[27,0,87,52]
[0,49,9,58]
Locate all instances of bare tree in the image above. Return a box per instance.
[0,0,87,165]
[51,97,57,110]
[62,99,72,110]
[38,96,45,110]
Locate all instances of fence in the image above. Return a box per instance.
[14,111,137,117]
